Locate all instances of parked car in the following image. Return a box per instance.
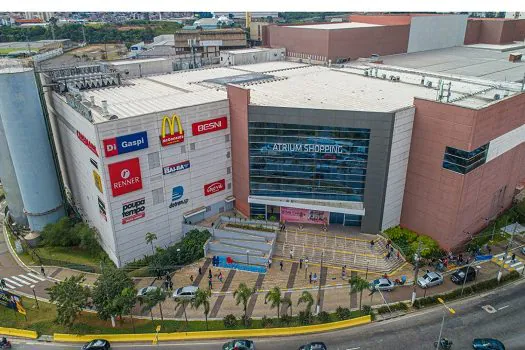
[136,286,161,297]
[369,278,395,292]
[299,342,327,350]
[472,338,505,350]
[222,339,255,350]
[521,246,525,256]
[81,339,110,350]
[417,271,444,289]
[172,285,198,301]
[451,266,477,284]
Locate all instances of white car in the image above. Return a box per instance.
[417,271,444,289]
[172,285,198,301]
[369,278,396,292]
[137,286,161,297]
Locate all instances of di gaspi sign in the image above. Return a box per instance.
[160,114,184,147]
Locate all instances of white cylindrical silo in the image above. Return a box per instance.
[0,66,65,231]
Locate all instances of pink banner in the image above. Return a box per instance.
[280,207,329,225]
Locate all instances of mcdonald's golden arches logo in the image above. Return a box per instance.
[160,114,184,147]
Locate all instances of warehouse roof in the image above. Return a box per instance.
[107,58,168,66]
[285,22,383,30]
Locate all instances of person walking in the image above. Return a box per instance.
[370,240,375,250]
[40,266,46,277]
[218,270,223,283]
[208,278,212,290]
[208,268,213,280]
[268,257,272,269]
[198,266,202,275]
[0,279,6,290]
[280,260,283,271]
[299,258,303,269]
[511,253,516,263]
[309,272,312,284]
[169,281,173,291]
[190,275,194,283]
[289,248,294,260]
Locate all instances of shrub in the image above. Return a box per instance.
[261,315,273,328]
[280,314,293,325]
[335,306,351,320]
[240,315,252,328]
[223,314,237,328]
[317,311,331,323]
[362,305,372,315]
[298,311,311,325]
[376,302,408,314]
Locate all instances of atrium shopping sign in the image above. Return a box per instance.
[271,143,345,154]
[160,114,184,146]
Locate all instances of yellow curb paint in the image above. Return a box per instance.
[0,327,38,339]
[54,316,372,343]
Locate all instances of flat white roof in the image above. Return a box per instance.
[108,58,168,66]
[285,22,383,30]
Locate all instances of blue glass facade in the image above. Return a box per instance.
[442,143,489,175]
[248,122,370,225]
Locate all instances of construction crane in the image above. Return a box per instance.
[245,12,251,29]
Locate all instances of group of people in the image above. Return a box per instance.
[205,268,224,289]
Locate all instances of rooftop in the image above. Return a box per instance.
[106,57,169,66]
[284,22,383,30]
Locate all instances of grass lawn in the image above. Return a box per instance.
[0,48,26,54]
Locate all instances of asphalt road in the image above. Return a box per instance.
[10,278,525,350]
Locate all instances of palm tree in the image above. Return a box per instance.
[349,275,370,311]
[281,296,293,317]
[192,288,212,330]
[297,290,314,322]
[265,286,282,320]
[233,283,255,326]
[119,287,137,333]
[145,232,158,255]
[176,297,191,330]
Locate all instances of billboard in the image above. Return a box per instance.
[92,170,103,193]
[160,115,184,146]
[169,186,189,208]
[280,207,329,225]
[76,130,98,156]
[204,179,226,196]
[163,160,190,176]
[192,116,228,136]
[0,290,23,314]
[108,158,143,197]
[103,131,148,157]
[122,197,146,224]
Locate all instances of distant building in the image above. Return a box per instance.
[464,17,525,45]
[250,21,270,43]
[174,28,247,60]
[24,12,54,21]
[505,12,525,19]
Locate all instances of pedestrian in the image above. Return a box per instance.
[342,265,346,279]
[313,272,318,283]
[40,265,46,277]
[390,246,394,254]
[299,258,303,269]
[268,257,272,269]
[370,240,375,249]
[309,272,312,284]
[289,248,294,260]
[198,266,202,275]
[487,246,492,255]
[209,268,212,280]
[386,251,391,260]
[511,253,516,263]
[190,275,194,283]
[218,270,223,283]
[208,278,212,289]
[0,279,6,289]
[280,260,283,271]
[169,281,173,291]
[396,251,400,259]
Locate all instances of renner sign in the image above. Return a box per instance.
[108,158,143,197]
[103,131,148,157]
[204,179,226,196]
[192,116,228,136]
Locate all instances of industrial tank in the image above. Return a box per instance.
[0,65,65,231]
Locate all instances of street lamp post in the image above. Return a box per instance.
[246,250,250,266]
[316,251,324,315]
[436,298,455,350]
[30,285,39,309]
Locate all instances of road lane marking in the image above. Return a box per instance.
[18,274,39,283]
[28,272,46,281]
[347,347,361,350]
[3,282,16,289]
[3,277,23,287]
[498,305,509,310]
[10,276,30,285]
[482,305,497,313]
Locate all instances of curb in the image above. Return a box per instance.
[0,327,38,340]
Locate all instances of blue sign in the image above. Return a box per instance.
[172,186,184,201]
[163,160,191,175]
[103,131,148,157]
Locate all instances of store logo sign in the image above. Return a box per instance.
[103,131,148,157]
[98,197,107,221]
[160,115,184,146]
[271,143,344,154]
[108,158,143,197]
[169,186,189,208]
[162,160,190,175]
[92,170,103,193]
[204,179,225,196]
[192,116,228,136]
[76,130,98,156]
[122,197,145,224]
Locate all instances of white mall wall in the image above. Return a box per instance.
[486,123,525,163]
[407,15,468,53]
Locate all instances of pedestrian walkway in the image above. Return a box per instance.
[492,252,525,273]
[1,272,46,290]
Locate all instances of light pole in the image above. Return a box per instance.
[246,250,250,266]
[497,222,517,282]
[316,251,324,315]
[30,285,39,309]
[436,298,455,350]
[411,241,422,305]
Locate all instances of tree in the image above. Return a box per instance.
[92,264,134,326]
[297,290,314,319]
[175,297,191,329]
[145,232,158,255]
[113,287,137,332]
[47,274,89,328]
[282,296,293,317]
[265,286,282,320]
[139,288,167,322]
[349,275,370,311]
[191,288,212,330]
[233,283,255,326]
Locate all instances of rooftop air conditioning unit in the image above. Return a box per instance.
[382,74,387,79]
[426,81,433,88]
[494,94,500,100]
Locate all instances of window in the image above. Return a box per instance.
[226,151,231,158]
[227,182,232,189]
[219,206,224,213]
[225,134,230,142]
[148,152,160,169]
[181,145,186,154]
[227,166,231,174]
[152,188,164,205]
[206,206,211,212]
[190,143,196,151]
[442,143,489,175]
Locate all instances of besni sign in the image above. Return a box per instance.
[108,158,143,197]
[122,197,146,224]
[169,186,189,208]
[192,116,228,136]
[76,130,98,156]
[163,160,190,175]
[160,115,184,146]
[204,179,225,196]
[103,131,148,157]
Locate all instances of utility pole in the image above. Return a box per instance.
[316,251,324,315]
[411,241,422,305]
[497,222,517,282]
[81,24,87,44]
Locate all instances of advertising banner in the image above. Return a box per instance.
[160,115,184,146]
[98,197,107,221]
[280,207,329,225]
[90,158,98,169]
[0,290,22,311]
[204,179,226,196]
[169,186,189,208]
[108,158,143,197]
[76,130,98,156]
[192,116,228,136]
[122,197,146,224]
[92,170,103,193]
[162,160,190,176]
[103,131,148,157]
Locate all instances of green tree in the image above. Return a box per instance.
[191,288,212,330]
[349,275,370,311]
[265,286,282,320]
[46,274,89,328]
[175,297,191,329]
[92,264,134,325]
[139,288,167,322]
[113,287,137,332]
[233,283,255,326]
[297,290,314,322]
[282,296,293,317]
[145,232,158,255]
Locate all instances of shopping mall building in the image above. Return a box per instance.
[39,58,525,266]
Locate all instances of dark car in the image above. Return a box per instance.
[299,342,328,350]
[81,339,110,350]
[451,266,477,284]
[222,339,255,350]
[472,338,505,350]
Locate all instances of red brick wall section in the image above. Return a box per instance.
[349,15,412,25]
[464,20,481,45]
[265,26,330,58]
[327,25,410,60]
[500,20,518,44]
[513,19,525,41]
[226,85,251,217]
[478,20,505,44]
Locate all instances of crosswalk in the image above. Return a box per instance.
[1,272,46,290]
[492,252,525,273]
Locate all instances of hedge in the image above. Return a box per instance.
[376,302,409,315]
[383,226,443,262]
